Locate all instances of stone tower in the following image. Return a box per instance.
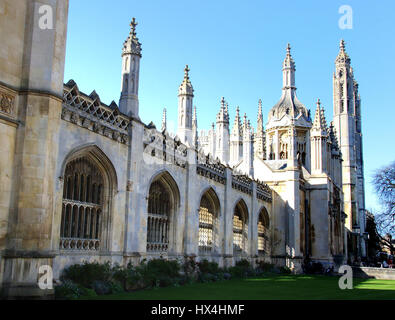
[161,107,167,132]
[242,115,254,177]
[215,97,230,164]
[332,40,366,257]
[177,65,194,146]
[310,99,328,175]
[192,105,198,148]
[230,106,242,166]
[0,0,69,298]
[119,18,142,119]
[255,99,265,159]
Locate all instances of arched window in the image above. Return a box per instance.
[233,201,248,254]
[60,157,104,251]
[147,180,171,252]
[198,189,219,254]
[258,208,270,254]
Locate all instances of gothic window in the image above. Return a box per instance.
[147,180,171,252]
[258,208,270,254]
[233,201,248,254]
[123,75,128,92]
[124,56,129,71]
[198,192,218,253]
[60,157,104,251]
[280,133,288,159]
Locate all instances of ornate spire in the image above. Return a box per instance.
[257,99,263,132]
[335,39,350,65]
[161,107,167,132]
[192,105,198,147]
[232,106,241,136]
[217,97,229,124]
[192,105,197,126]
[255,99,265,158]
[268,43,309,126]
[122,17,142,57]
[329,121,339,150]
[178,65,194,96]
[283,43,295,73]
[184,65,190,81]
[312,98,327,134]
[243,113,248,130]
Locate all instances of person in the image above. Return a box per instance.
[382,260,389,268]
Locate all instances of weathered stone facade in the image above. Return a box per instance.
[0,1,366,298]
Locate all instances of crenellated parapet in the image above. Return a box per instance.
[62,80,130,144]
[196,151,226,184]
[232,171,253,195]
[143,124,188,169]
[256,180,272,203]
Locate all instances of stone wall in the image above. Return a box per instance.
[352,267,395,280]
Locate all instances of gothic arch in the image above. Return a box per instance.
[146,170,180,253]
[59,145,118,252]
[233,199,249,254]
[198,187,220,254]
[257,207,270,255]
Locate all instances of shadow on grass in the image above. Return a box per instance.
[79,274,395,300]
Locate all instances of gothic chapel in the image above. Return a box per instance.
[0,1,366,298]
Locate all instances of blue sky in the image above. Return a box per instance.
[64,0,395,213]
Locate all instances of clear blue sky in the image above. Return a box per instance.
[64,0,395,213]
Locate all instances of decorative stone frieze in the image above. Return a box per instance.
[62,81,130,144]
[0,90,15,116]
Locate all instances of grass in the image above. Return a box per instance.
[79,274,395,300]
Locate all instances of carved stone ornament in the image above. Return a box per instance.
[0,91,15,115]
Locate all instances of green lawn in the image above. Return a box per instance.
[80,274,395,300]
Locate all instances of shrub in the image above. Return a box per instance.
[198,272,217,283]
[111,262,144,291]
[137,258,181,288]
[92,280,112,295]
[55,279,84,300]
[108,280,125,294]
[183,255,198,276]
[78,286,97,298]
[235,259,251,269]
[256,261,275,273]
[223,272,232,280]
[61,261,112,288]
[198,259,219,274]
[279,266,292,274]
[227,266,248,278]
[302,261,324,274]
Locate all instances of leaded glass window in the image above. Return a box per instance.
[147,180,170,252]
[60,157,103,251]
[233,202,248,253]
[198,195,215,253]
[258,208,270,254]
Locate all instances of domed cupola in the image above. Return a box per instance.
[267,44,310,129]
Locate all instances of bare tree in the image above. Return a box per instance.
[372,161,395,253]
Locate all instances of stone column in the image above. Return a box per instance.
[250,182,258,262]
[1,0,69,298]
[223,167,233,267]
[183,148,199,256]
[124,120,146,264]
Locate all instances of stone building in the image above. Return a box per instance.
[0,0,366,298]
